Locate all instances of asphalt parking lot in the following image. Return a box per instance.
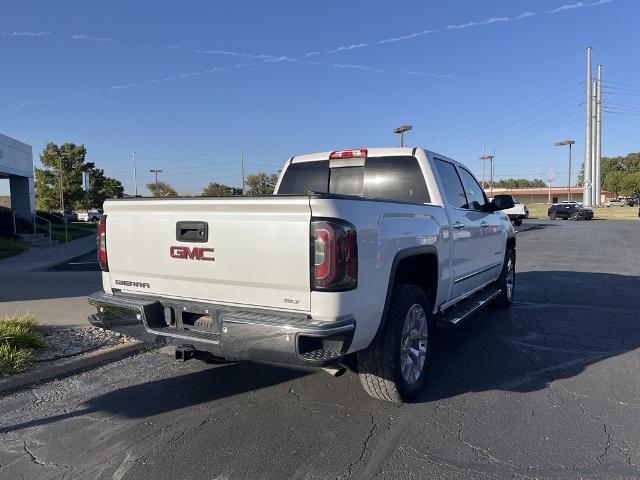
[1,219,639,479]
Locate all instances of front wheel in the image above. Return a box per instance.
[513,218,523,226]
[357,284,433,403]
[493,249,515,308]
[549,213,556,220]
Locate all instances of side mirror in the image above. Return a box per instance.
[492,195,515,211]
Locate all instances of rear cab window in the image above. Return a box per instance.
[277,156,430,204]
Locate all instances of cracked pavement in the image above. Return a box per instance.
[1,219,639,479]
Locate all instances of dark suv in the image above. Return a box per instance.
[548,203,594,220]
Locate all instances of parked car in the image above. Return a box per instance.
[548,203,594,220]
[61,210,78,222]
[77,209,104,222]
[606,199,627,207]
[87,147,517,403]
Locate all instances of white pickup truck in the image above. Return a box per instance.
[489,195,528,226]
[88,147,516,402]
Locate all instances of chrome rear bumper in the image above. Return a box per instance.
[88,291,354,366]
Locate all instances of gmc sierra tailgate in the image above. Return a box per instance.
[103,196,312,311]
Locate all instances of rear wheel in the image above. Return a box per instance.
[493,249,515,308]
[513,218,523,226]
[357,284,433,403]
[548,213,556,220]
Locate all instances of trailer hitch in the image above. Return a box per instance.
[175,345,196,362]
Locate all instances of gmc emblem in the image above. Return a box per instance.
[170,246,215,261]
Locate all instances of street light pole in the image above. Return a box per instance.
[241,152,246,195]
[58,154,65,212]
[554,140,575,202]
[149,169,163,183]
[393,125,413,147]
[132,151,138,196]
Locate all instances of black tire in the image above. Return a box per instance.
[513,218,523,226]
[357,284,433,403]
[548,213,556,220]
[493,249,515,309]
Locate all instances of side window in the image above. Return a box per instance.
[457,168,488,211]
[434,159,467,208]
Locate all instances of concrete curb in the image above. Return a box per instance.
[0,341,149,395]
[34,248,96,272]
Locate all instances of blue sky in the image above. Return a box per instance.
[1,0,639,195]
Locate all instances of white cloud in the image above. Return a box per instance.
[547,2,585,13]
[376,30,438,45]
[2,31,50,37]
[319,0,612,53]
[324,43,369,54]
[70,34,112,42]
[516,11,536,19]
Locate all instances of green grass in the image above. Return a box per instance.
[527,203,640,221]
[43,222,96,243]
[0,315,45,375]
[0,238,29,259]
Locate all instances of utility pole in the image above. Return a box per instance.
[583,47,593,206]
[132,151,138,196]
[149,169,163,183]
[480,151,494,193]
[491,149,495,197]
[591,80,597,206]
[594,65,602,207]
[240,152,246,195]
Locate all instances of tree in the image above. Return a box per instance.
[601,153,640,196]
[489,178,547,188]
[201,182,242,196]
[245,173,279,195]
[87,170,124,207]
[577,153,640,196]
[147,181,178,197]
[35,142,124,211]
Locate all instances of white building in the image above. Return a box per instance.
[0,133,35,216]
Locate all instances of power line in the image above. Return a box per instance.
[603,110,640,116]
[447,106,582,157]
[423,81,585,146]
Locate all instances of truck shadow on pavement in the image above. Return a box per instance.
[1,271,638,433]
[417,270,640,403]
[1,361,310,434]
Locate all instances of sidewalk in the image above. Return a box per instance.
[0,235,96,273]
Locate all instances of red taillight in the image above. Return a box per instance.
[311,219,357,291]
[329,149,368,159]
[97,215,108,272]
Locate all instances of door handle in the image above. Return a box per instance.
[452,222,465,230]
[480,221,489,229]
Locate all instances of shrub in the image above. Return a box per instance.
[0,315,45,374]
